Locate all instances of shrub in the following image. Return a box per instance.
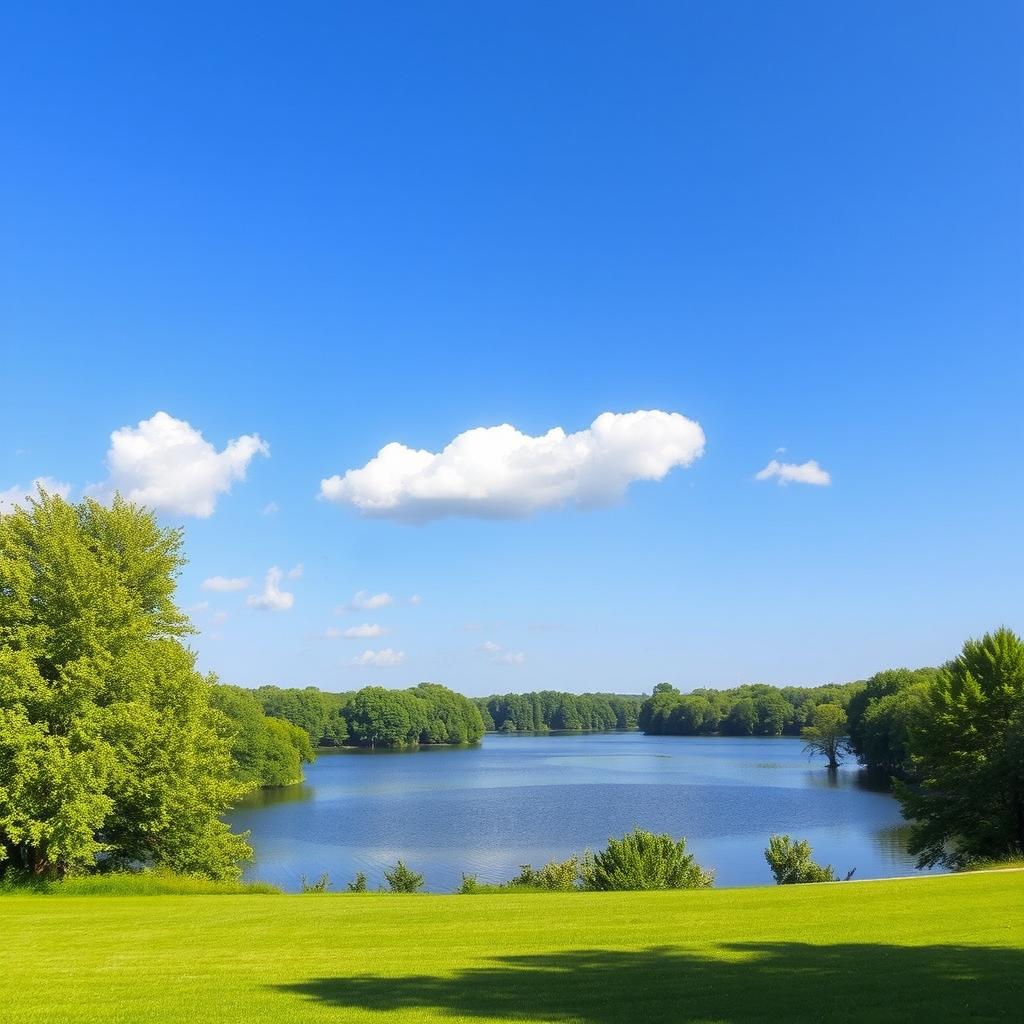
[764,835,838,884]
[347,872,368,892]
[509,856,584,891]
[583,829,713,891]
[383,860,424,893]
[299,872,331,893]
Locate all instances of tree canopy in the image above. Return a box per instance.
[0,491,252,879]
[896,628,1024,868]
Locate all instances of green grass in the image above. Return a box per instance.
[0,869,280,896]
[2,872,1021,1023]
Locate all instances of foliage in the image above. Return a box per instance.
[582,828,713,891]
[478,691,643,733]
[764,835,837,883]
[383,860,424,893]
[262,682,484,749]
[509,856,584,891]
[846,668,936,775]
[253,686,349,747]
[347,872,368,892]
[638,681,865,738]
[0,490,252,880]
[300,872,331,893]
[896,628,1024,869]
[801,703,849,771]
[210,683,314,787]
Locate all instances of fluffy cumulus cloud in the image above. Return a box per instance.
[201,575,251,592]
[246,567,295,611]
[89,411,268,517]
[319,409,705,523]
[0,477,71,513]
[351,648,404,667]
[755,459,832,487]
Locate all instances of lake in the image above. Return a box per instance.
[226,731,940,892]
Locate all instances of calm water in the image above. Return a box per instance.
[226,731,939,892]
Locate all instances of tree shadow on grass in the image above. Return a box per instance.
[276,942,1023,1023]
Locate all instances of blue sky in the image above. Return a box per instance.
[2,2,1021,695]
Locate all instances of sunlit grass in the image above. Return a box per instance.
[2,871,1021,1023]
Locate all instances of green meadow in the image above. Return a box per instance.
[3,871,1021,1024]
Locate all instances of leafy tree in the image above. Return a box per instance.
[299,872,331,892]
[347,871,367,892]
[0,491,251,879]
[583,829,713,891]
[721,698,757,736]
[764,835,837,883]
[210,683,313,787]
[801,703,849,771]
[896,628,1024,868]
[383,859,424,893]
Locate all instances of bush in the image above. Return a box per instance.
[347,872,368,892]
[582,829,713,891]
[764,835,838,884]
[509,856,584,892]
[299,872,331,893]
[383,860,424,893]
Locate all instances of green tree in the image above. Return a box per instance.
[583,829,713,891]
[0,491,251,879]
[384,859,424,893]
[801,703,849,771]
[764,835,837,883]
[896,628,1024,868]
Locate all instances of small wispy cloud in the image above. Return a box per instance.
[755,459,831,487]
[261,501,279,516]
[337,590,393,613]
[351,648,404,667]
[202,575,251,592]
[287,563,304,580]
[326,623,387,639]
[477,639,526,665]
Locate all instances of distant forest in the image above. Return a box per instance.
[243,666,940,781]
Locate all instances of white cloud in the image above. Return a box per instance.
[89,411,268,517]
[327,618,387,634]
[211,610,229,625]
[755,459,831,487]
[246,566,295,611]
[477,639,525,665]
[187,601,210,613]
[337,590,394,613]
[0,477,72,513]
[287,563,304,580]
[319,409,705,523]
[351,648,405,667]
[261,501,279,516]
[408,593,423,606]
[201,575,251,592]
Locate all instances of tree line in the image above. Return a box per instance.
[252,682,485,748]
[474,691,643,733]
[637,670,939,777]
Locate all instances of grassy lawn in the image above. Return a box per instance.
[2,872,1021,1024]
